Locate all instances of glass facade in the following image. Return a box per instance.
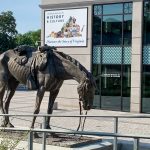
[142,1,150,113]
[92,3,132,111]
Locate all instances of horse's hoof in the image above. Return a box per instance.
[1,124,6,127]
[7,122,14,128]
[45,125,51,129]
[1,121,7,127]
[1,122,14,128]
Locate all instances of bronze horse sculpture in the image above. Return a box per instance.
[0,45,95,129]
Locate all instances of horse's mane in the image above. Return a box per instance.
[55,51,96,87]
[55,51,89,77]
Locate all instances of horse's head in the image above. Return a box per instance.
[77,77,96,110]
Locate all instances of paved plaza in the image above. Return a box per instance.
[1,90,150,149]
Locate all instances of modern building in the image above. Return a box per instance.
[40,0,150,113]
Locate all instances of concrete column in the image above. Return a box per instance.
[130,0,143,113]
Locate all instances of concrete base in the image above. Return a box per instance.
[119,141,150,150]
[15,140,113,150]
[75,141,113,150]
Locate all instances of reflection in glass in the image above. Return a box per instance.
[142,1,150,113]
[101,65,121,96]
[101,65,121,110]
[103,4,123,15]
[122,65,131,97]
[92,64,101,95]
[102,15,122,45]
[122,65,131,112]
[92,64,101,108]
[93,16,101,45]
[143,1,150,45]
[124,15,132,45]
[142,65,150,98]
[142,65,150,113]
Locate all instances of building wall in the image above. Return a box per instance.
[40,0,144,112]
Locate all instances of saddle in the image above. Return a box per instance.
[14,45,56,69]
[14,45,35,65]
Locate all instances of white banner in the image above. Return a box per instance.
[44,8,88,47]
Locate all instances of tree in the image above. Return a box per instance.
[0,11,17,52]
[15,29,41,47]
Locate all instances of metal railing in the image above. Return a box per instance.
[0,114,150,150]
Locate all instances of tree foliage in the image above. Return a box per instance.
[0,11,41,52]
[15,29,41,47]
[0,11,17,52]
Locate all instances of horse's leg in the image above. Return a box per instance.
[0,81,6,126]
[45,89,59,129]
[30,86,45,128]
[3,79,19,127]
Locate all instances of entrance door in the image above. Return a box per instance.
[101,65,121,110]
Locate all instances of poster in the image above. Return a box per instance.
[44,8,88,47]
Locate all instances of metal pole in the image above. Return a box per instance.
[113,117,118,150]
[42,116,46,150]
[134,138,139,150]
[28,131,33,150]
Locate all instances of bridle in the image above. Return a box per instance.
[76,99,88,133]
[76,78,92,133]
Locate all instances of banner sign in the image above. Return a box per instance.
[44,8,88,47]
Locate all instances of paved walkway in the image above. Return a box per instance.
[0,91,150,149]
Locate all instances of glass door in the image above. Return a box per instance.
[101,65,121,110]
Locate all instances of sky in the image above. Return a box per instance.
[0,0,41,34]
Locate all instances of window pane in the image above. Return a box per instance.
[102,46,122,64]
[122,65,131,112]
[94,5,102,16]
[101,65,121,96]
[93,16,101,45]
[101,65,121,110]
[143,46,150,64]
[142,1,150,113]
[124,15,132,45]
[93,46,101,64]
[123,46,131,64]
[92,64,101,95]
[122,65,131,97]
[103,4,123,15]
[124,3,132,14]
[102,15,122,45]
[142,65,150,113]
[142,65,150,98]
[143,1,150,45]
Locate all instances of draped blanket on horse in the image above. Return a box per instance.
[8,47,52,90]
